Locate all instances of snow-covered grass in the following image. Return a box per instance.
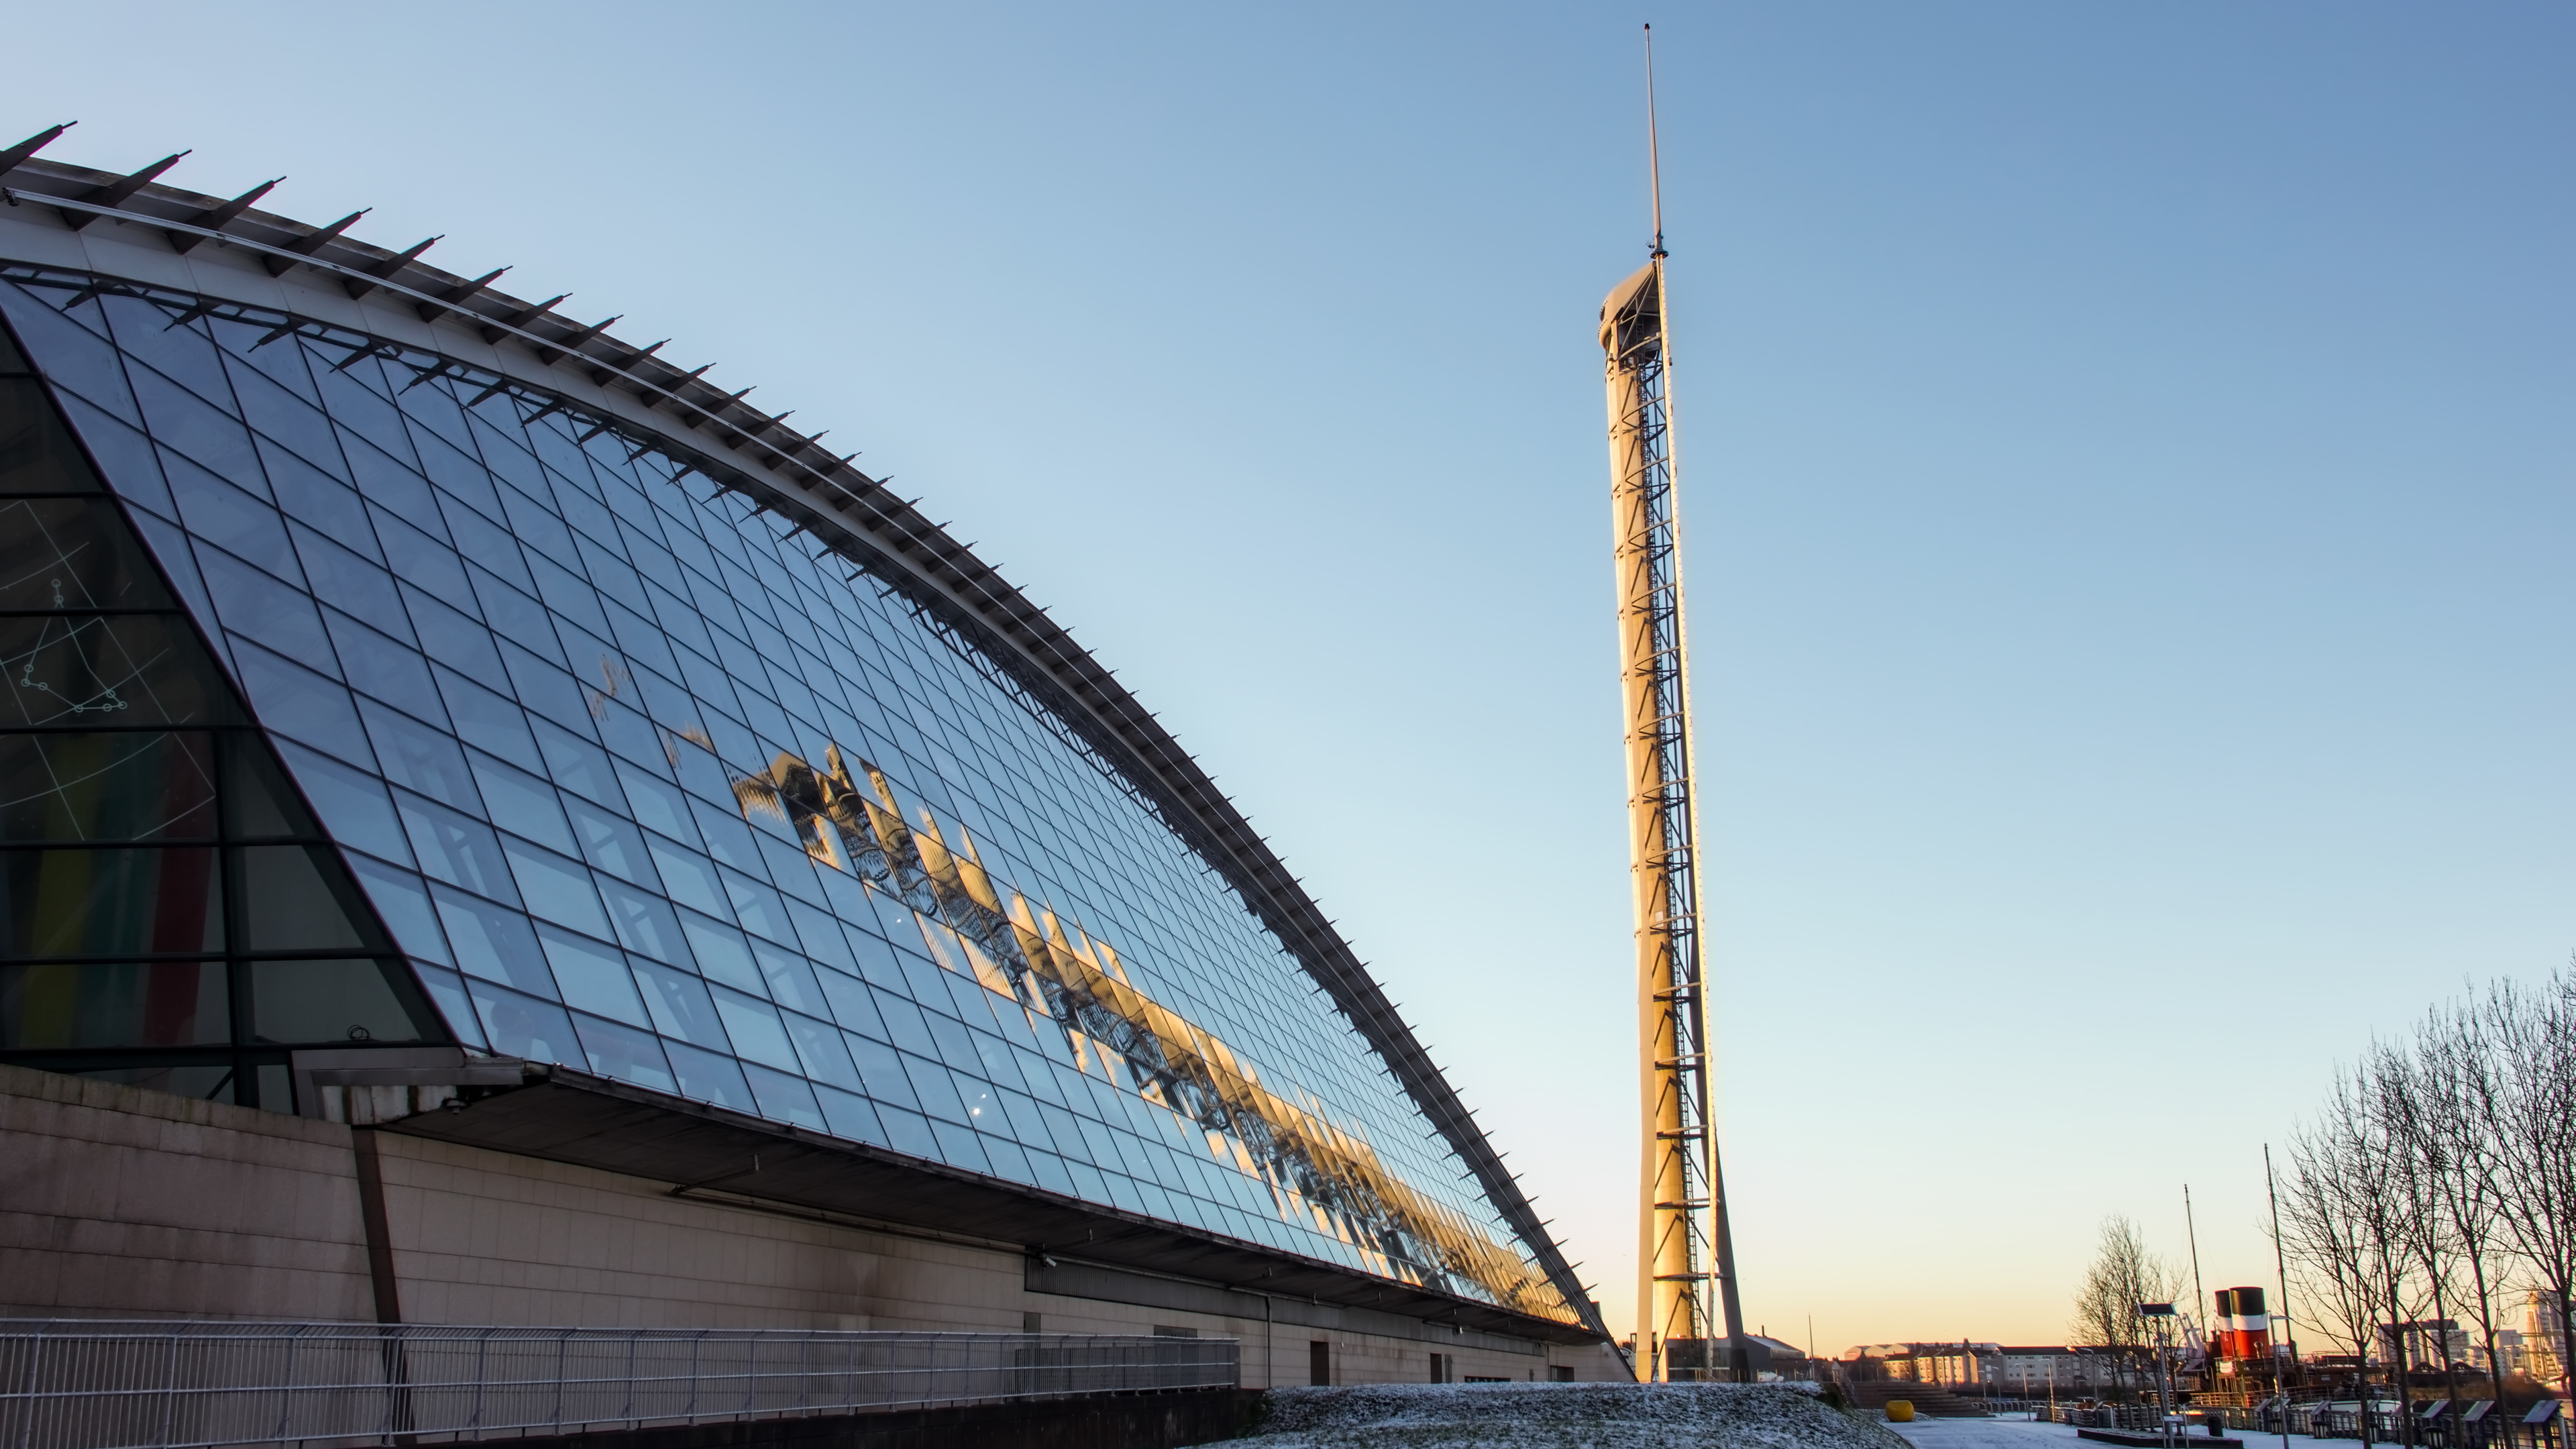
[1218,1381,1921,1448]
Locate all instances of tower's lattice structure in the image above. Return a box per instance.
[1599,40,1750,1377]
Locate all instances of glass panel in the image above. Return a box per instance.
[233,643,369,763]
[247,958,428,1044]
[596,874,690,965]
[274,741,410,864]
[661,1037,754,1112]
[70,1061,237,1103]
[0,733,216,842]
[431,885,551,996]
[400,796,517,903]
[503,837,608,939]
[345,856,449,966]
[128,370,264,496]
[465,977,579,1065]
[0,497,172,609]
[239,845,370,952]
[170,468,299,582]
[740,1061,825,1130]
[1,960,227,1046]
[223,735,300,840]
[413,963,483,1048]
[541,927,649,1028]
[572,1010,676,1092]
[0,614,238,727]
[0,377,103,494]
[708,985,797,1071]
[0,847,221,957]
[630,957,729,1051]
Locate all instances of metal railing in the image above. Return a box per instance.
[0,1322,1240,1449]
[2035,1399,2571,1449]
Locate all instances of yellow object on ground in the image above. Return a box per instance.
[1885,1401,1916,1423]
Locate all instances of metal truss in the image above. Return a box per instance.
[1601,258,1747,1381]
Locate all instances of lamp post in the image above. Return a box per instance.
[2141,1303,2181,1449]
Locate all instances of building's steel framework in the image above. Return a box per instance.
[1599,49,1749,1376]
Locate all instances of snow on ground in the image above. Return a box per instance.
[1220,1381,1919,1449]
[1887,1415,2088,1449]
[1887,1417,2339,1449]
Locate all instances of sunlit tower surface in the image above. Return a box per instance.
[1598,23,1750,1385]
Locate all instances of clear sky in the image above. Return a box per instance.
[10,1,2571,1353]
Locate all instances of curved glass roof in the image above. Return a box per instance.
[0,270,1578,1326]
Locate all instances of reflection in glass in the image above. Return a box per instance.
[0,615,237,727]
[0,497,172,609]
[1,960,228,1047]
[735,744,1576,1323]
[0,733,215,842]
[0,847,221,958]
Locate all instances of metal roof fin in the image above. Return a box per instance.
[344,234,442,299]
[170,176,280,254]
[262,208,369,274]
[464,376,517,409]
[0,122,74,175]
[64,150,189,231]
[482,292,568,342]
[532,313,620,365]
[590,337,667,384]
[418,266,508,321]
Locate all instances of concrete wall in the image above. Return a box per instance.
[0,1065,1625,1387]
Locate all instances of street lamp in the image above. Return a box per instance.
[2140,1303,2181,1449]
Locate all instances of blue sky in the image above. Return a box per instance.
[11,1,2571,1348]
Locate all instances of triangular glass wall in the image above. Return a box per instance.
[0,309,448,1112]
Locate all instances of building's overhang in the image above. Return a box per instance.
[369,1059,1600,1347]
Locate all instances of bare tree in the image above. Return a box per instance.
[2479,967,2576,1405]
[2412,996,2514,1401]
[2072,1215,2186,1401]
[2279,1065,2444,1446]
[2373,1042,2465,1420]
[2280,1096,2390,1447]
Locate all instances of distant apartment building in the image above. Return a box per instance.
[1839,1343,2125,1392]
[1992,1346,2129,1393]
[2383,1320,2475,1373]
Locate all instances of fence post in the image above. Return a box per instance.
[155,1330,179,1449]
[269,1328,301,1444]
[466,1329,490,1431]
[550,1330,571,1433]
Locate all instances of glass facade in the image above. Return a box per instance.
[0,319,445,1111]
[0,272,1575,1327]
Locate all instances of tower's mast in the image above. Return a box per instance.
[1599,21,1748,1385]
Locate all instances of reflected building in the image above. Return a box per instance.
[0,133,1618,1385]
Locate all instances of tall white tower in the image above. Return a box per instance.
[1598,23,1750,1385]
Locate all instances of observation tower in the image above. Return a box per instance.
[1597,26,1751,1383]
